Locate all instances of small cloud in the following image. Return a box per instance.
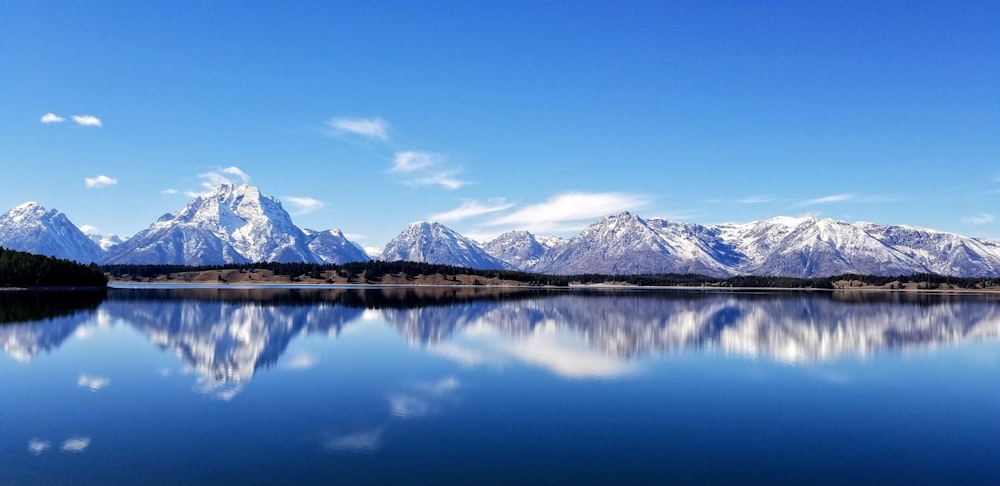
[430,199,514,222]
[794,193,855,207]
[72,115,102,127]
[329,117,389,141]
[414,376,460,395]
[392,151,437,173]
[84,175,117,188]
[77,374,110,392]
[389,395,430,418]
[484,192,650,234]
[78,224,99,235]
[283,196,326,215]
[161,188,179,195]
[737,196,772,204]
[964,213,995,225]
[390,151,467,190]
[61,437,91,453]
[28,439,51,455]
[191,166,251,195]
[40,112,65,124]
[324,428,384,454]
[283,352,318,370]
[220,166,250,182]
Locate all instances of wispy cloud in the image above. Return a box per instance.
[61,437,91,453]
[794,193,855,207]
[484,192,650,234]
[430,198,514,222]
[737,195,772,204]
[188,166,252,196]
[283,352,318,370]
[84,175,117,188]
[78,224,99,235]
[391,151,437,173]
[329,117,389,141]
[161,188,179,195]
[77,374,110,392]
[283,196,325,215]
[28,439,51,455]
[40,112,65,124]
[72,115,102,127]
[964,213,995,225]
[390,151,466,190]
[324,428,385,454]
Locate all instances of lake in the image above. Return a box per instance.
[1,286,998,484]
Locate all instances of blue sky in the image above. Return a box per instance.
[1,1,997,248]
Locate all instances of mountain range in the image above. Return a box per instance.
[2,183,1000,277]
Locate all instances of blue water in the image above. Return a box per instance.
[1,287,998,484]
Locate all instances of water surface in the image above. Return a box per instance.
[1,287,998,484]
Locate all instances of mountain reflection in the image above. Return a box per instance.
[3,288,999,384]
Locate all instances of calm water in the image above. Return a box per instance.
[1,286,998,485]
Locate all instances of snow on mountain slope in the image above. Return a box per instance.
[88,234,127,252]
[715,217,926,277]
[382,222,511,270]
[106,184,321,265]
[856,223,1000,277]
[0,202,104,263]
[305,228,371,264]
[483,230,563,271]
[532,212,738,277]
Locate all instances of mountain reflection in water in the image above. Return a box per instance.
[2,287,998,385]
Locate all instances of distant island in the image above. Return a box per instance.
[0,247,108,288]
[103,260,1000,291]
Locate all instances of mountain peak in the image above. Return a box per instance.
[383,221,510,270]
[0,202,103,263]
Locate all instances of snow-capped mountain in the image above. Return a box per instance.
[382,222,511,270]
[88,234,127,252]
[532,212,739,277]
[304,228,371,264]
[0,202,104,263]
[531,213,1000,278]
[483,230,564,271]
[716,217,925,277]
[106,184,321,265]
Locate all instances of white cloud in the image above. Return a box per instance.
[413,376,460,395]
[161,188,179,195]
[28,439,51,455]
[794,193,855,207]
[78,224,99,235]
[389,395,430,418]
[964,213,995,225]
[430,199,514,222]
[283,352,318,370]
[61,437,91,453]
[84,175,117,188]
[324,428,384,454]
[282,196,325,215]
[77,374,110,392]
[390,151,467,190]
[329,117,389,141]
[72,115,102,127]
[220,166,250,182]
[191,166,252,195]
[737,196,772,204]
[392,151,437,173]
[484,192,649,234]
[40,112,65,124]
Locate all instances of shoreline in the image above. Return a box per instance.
[105,281,1000,294]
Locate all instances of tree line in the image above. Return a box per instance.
[0,247,108,288]
[101,260,999,290]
